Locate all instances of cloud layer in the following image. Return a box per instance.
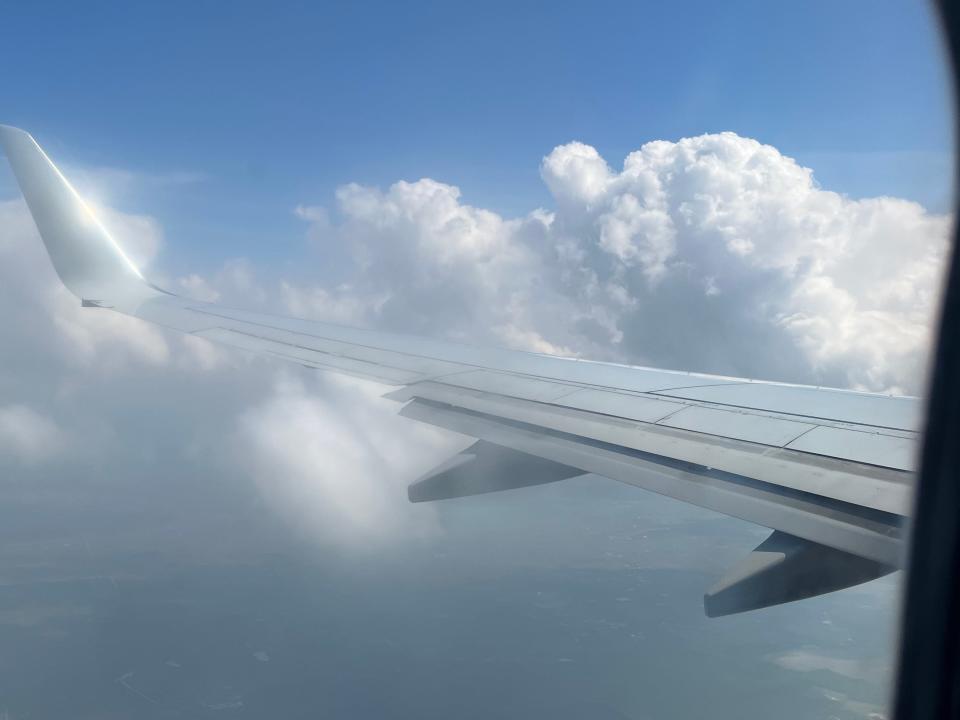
[0,198,459,546]
[0,131,951,548]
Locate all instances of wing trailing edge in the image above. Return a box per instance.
[411,436,898,616]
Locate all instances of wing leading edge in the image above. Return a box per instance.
[1,126,916,616]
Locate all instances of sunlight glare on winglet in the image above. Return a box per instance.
[0,124,155,310]
[38,142,143,280]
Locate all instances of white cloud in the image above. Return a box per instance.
[281,281,385,326]
[0,404,66,465]
[52,288,172,368]
[291,132,950,394]
[772,648,882,681]
[0,196,464,546]
[236,373,467,546]
[0,199,172,370]
[541,140,612,205]
[178,273,221,303]
[93,203,163,270]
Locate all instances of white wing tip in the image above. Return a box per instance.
[1,126,158,310]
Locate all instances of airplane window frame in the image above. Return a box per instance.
[893,1,960,717]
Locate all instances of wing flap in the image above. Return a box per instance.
[399,398,905,566]
[785,425,917,472]
[430,369,580,403]
[393,381,914,515]
[549,388,683,422]
[654,382,921,431]
[659,404,816,447]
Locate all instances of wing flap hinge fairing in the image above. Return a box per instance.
[408,440,584,503]
[704,530,895,617]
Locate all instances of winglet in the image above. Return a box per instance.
[0,125,157,309]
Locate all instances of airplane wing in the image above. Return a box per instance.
[0,125,917,616]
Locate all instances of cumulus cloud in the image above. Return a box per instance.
[293,132,950,394]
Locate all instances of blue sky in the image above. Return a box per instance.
[0,0,952,275]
